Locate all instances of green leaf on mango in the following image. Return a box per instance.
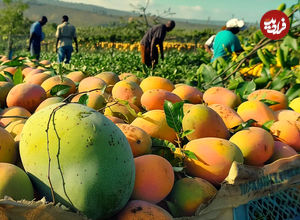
[163,100,184,133]
[50,85,71,96]
[78,93,89,105]
[3,71,13,81]
[0,74,7,82]
[262,120,274,132]
[259,99,280,106]
[117,99,138,118]
[231,119,257,133]
[13,68,23,85]
[183,150,199,161]
[2,59,23,67]
[151,137,176,152]
[181,129,194,138]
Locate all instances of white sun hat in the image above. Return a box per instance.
[226,18,246,30]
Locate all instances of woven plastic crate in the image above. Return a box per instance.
[175,156,300,220]
[234,187,300,220]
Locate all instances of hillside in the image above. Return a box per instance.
[22,0,131,26]
[27,0,133,17]
[0,0,221,30]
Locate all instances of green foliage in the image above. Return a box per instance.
[181,129,194,138]
[41,50,207,85]
[282,36,298,52]
[197,64,223,90]
[286,84,300,102]
[270,70,297,91]
[259,99,280,107]
[2,59,24,67]
[73,22,217,45]
[0,0,29,35]
[13,67,23,85]
[116,99,139,119]
[3,71,13,81]
[277,3,286,11]
[78,94,89,105]
[163,100,184,133]
[235,81,256,101]
[161,100,199,169]
[183,150,198,160]
[151,138,176,152]
[230,119,257,133]
[0,74,7,81]
[262,120,274,132]
[50,85,71,97]
[0,0,30,57]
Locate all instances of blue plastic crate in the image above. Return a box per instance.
[234,187,300,220]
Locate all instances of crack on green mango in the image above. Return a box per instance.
[45,103,75,209]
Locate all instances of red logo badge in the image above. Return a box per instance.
[260,10,290,40]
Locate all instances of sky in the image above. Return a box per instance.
[60,0,298,23]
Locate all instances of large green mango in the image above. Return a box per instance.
[19,103,135,219]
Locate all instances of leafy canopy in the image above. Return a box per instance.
[0,0,30,36]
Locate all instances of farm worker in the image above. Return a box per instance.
[55,15,78,64]
[211,18,246,62]
[204,26,226,56]
[140,20,176,68]
[28,16,48,60]
[204,35,216,55]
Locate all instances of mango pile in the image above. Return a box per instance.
[0,56,299,219]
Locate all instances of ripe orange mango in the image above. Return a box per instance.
[116,200,173,220]
[116,123,152,157]
[203,87,241,108]
[182,104,230,140]
[132,154,174,203]
[112,80,143,107]
[230,127,274,166]
[270,120,300,151]
[184,137,244,185]
[141,89,181,111]
[237,100,275,126]
[139,76,175,92]
[209,104,243,129]
[0,127,16,164]
[172,84,203,104]
[248,89,288,111]
[169,177,217,217]
[131,110,176,143]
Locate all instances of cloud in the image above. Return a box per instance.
[178,5,202,12]
[174,5,203,19]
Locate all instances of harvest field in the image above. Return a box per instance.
[0,1,300,220]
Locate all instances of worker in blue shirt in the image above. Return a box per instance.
[28,16,48,60]
[211,18,246,62]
